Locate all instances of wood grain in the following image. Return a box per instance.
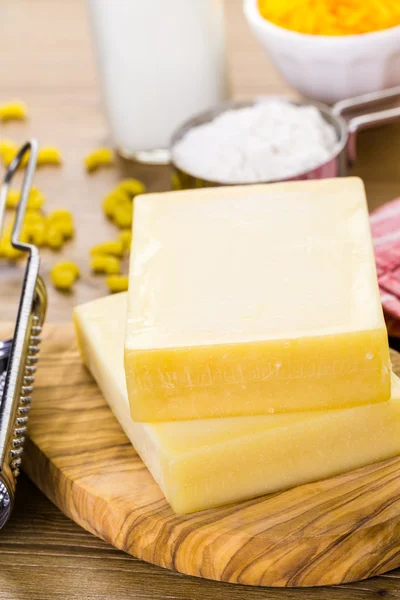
[3,477,400,600]
[17,324,400,589]
[1,0,400,598]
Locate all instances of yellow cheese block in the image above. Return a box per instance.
[125,178,390,421]
[75,293,400,514]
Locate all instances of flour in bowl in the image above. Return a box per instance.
[172,101,338,183]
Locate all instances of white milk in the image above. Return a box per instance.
[87,0,228,163]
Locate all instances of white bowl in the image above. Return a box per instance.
[243,0,400,104]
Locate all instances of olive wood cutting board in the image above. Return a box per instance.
[16,324,400,587]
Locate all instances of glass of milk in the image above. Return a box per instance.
[87,0,229,164]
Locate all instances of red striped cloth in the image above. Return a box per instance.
[371,198,400,337]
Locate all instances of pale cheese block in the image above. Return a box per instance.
[125,178,390,421]
[74,293,400,514]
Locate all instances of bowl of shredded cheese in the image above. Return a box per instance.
[244,0,400,103]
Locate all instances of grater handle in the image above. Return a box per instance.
[0,140,47,530]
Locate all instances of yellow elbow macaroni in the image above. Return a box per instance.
[51,261,80,291]
[102,189,130,219]
[45,226,64,250]
[0,226,25,259]
[0,101,28,122]
[24,210,45,226]
[84,147,114,173]
[0,240,25,260]
[117,178,146,198]
[25,222,46,247]
[0,141,61,169]
[6,187,45,210]
[106,275,129,293]
[90,240,124,257]
[90,254,121,275]
[113,204,133,229]
[0,140,20,168]
[47,209,75,239]
[119,230,132,252]
[37,147,63,167]
[6,189,20,209]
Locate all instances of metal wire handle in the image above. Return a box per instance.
[0,139,47,530]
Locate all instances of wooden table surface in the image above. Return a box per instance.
[1,1,400,599]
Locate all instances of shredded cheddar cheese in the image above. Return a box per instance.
[258,0,400,35]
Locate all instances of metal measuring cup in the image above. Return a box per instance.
[170,86,400,189]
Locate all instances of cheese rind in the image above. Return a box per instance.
[125,178,390,421]
[75,294,400,514]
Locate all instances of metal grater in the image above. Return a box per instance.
[0,140,47,529]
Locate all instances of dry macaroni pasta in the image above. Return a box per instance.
[0,101,28,122]
[106,275,129,293]
[84,148,114,172]
[51,262,80,291]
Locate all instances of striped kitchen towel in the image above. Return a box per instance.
[371,197,400,337]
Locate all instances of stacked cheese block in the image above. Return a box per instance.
[74,178,400,514]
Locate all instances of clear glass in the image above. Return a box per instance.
[87,0,229,164]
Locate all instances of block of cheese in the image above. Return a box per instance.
[125,178,390,422]
[75,293,400,514]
